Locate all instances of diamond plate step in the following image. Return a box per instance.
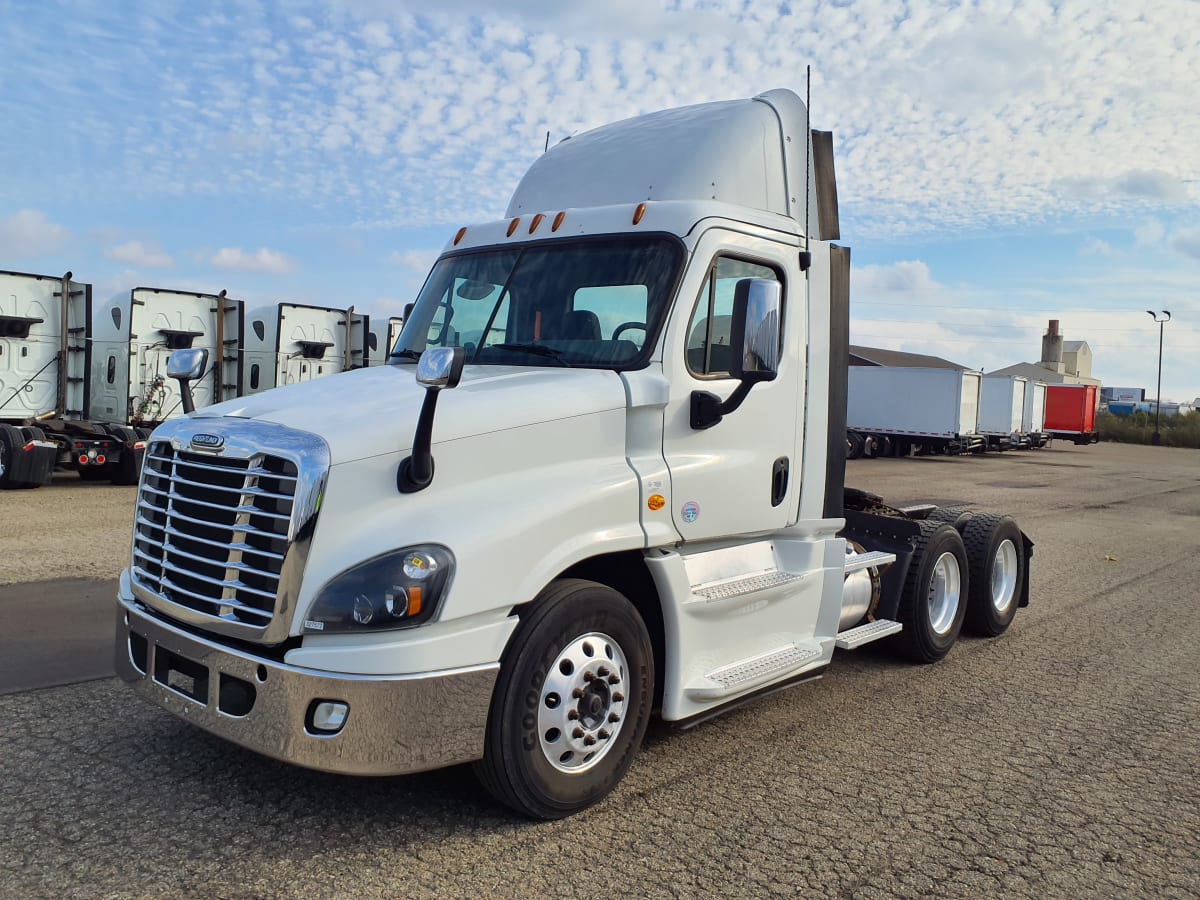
[686,644,822,701]
[692,569,805,602]
[835,618,902,650]
[843,550,896,575]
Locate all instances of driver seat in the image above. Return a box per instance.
[560,309,602,341]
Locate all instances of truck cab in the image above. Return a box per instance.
[116,89,1032,818]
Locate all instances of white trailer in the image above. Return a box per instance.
[89,287,243,429]
[242,303,369,393]
[847,366,984,457]
[1022,380,1048,448]
[367,316,404,365]
[978,375,1029,450]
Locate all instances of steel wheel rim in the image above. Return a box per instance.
[537,632,628,774]
[991,539,1019,614]
[928,551,961,636]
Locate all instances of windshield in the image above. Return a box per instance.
[390,235,684,369]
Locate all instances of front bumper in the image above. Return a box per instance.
[116,596,499,776]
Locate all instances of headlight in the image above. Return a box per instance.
[302,545,454,634]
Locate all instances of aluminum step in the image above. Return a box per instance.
[686,644,822,701]
[835,618,902,650]
[692,569,806,602]
[843,550,896,574]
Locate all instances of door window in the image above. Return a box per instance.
[686,257,782,377]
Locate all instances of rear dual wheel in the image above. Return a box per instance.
[962,514,1024,637]
[892,522,969,663]
[475,579,653,819]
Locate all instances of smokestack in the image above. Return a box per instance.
[1041,319,1064,374]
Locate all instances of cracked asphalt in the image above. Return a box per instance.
[1,442,1197,898]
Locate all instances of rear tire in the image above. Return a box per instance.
[924,506,973,529]
[474,578,653,819]
[107,425,143,485]
[962,514,1024,636]
[891,522,968,663]
[0,424,19,489]
[847,432,864,460]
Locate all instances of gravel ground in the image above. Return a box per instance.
[0,473,136,585]
[0,442,1197,897]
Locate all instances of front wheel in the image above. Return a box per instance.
[474,578,654,819]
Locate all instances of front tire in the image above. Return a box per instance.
[474,578,653,819]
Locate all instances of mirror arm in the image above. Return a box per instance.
[397,389,441,493]
[690,381,755,430]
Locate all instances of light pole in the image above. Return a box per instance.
[1146,310,1171,445]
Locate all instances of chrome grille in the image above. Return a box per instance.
[133,442,298,627]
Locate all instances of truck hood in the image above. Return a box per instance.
[192,364,628,464]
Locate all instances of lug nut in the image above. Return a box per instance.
[584,734,596,746]
[572,688,584,698]
[583,671,595,682]
[597,666,610,677]
[608,712,620,723]
[567,709,579,720]
[612,692,624,702]
[572,727,584,739]
[598,729,610,740]
[608,674,621,685]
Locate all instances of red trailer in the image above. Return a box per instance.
[1044,383,1099,445]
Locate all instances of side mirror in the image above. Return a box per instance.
[416,346,466,389]
[690,278,782,430]
[166,347,208,382]
[166,348,209,414]
[399,347,466,493]
[729,279,780,383]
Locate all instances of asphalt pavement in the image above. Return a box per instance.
[0,442,1197,898]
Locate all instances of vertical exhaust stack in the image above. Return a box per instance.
[1041,319,1064,374]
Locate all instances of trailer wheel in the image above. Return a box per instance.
[474,578,653,819]
[891,522,968,663]
[847,432,864,460]
[961,514,1023,636]
[107,425,143,485]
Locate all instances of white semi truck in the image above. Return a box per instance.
[0,274,243,487]
[115,90,1032,818]
[368,316,405,365]
[242,302,369,393]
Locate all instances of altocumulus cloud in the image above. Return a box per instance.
[211,247,294,275]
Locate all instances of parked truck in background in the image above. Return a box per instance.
[115,89,1033,819]
[368,316,404,366]
[242,302,369,393]
[846,365,984,457]
[978,374,1029,450]
[1044,383,1099,444]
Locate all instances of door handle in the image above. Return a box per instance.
[771,457,789,507]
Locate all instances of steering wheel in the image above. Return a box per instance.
[612,321,647,342]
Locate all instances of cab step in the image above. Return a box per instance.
[692,569,805,602]
[843,550,895,574]
[835,619,902,650]
[686,643,822,701]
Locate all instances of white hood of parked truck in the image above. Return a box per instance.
[192,364,628,464]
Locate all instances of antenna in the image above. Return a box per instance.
[800,65,812,273]
[544,130,550,153]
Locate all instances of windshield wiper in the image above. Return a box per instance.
[492,343,570,366]
[389,347,422,361]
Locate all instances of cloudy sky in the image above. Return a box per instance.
[2,0,1198,400]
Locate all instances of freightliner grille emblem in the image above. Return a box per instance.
[190,433,224,450]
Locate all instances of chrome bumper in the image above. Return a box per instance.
[116,596,499,776]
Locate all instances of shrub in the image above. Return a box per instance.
[1099,409,1200,449]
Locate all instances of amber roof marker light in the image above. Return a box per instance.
[552,211,565,232]
[529,213,544,234]
[507,217,521,237]
[633,203,647,225]
[453,227,467,246]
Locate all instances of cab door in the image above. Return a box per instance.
[660,230,803,542]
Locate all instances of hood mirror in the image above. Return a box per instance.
[399,347,466,493]
[166,348,209,414]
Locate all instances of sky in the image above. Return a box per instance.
[2,0,1198,401]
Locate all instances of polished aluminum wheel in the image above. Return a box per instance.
[991,539,1019,614]
[927,551,962,636]
[537,632,628,774]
